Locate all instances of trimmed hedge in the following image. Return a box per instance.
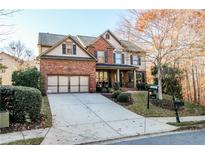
[112,90,121,99]
[117,93,130,103]
[0,86,42,123]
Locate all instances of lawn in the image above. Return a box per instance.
[126,91,205,117]
[41,96,52,128]
[1,137,44,145]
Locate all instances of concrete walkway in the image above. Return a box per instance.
[149,116,205,124]
[0,128,49,144]
[41,93,177,145]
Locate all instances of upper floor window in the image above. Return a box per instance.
[105,34,110,40]
[62,43,77,55]
[133,55,141,65]
[97,51,105,63]
[72,44,77,55]
[115,53,122,64]
[62,44,66,54]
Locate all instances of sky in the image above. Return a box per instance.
[0,10,127,56]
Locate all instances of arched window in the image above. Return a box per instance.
[105,33,110,39]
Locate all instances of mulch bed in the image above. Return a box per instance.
[150,99,175,110]
[0,114,46,134]
[101,93,133,106]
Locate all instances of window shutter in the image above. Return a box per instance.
[95,50,98,59]
[122,54,125,64]
[62,44,66,54]
[130,55,133,65]
[113,53,116,64]
[72,44,77,55]
[138,56,141,65]
[105,50,108,63]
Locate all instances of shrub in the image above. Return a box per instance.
[113,82,120,90]
[12,67,41,90]
[137,83,146,90]
[101,87,108,93]
[39,75,46,96]
[112,90,121,99]
[0,85,42,123]
[108,88,114,93]
[117,93,130,103]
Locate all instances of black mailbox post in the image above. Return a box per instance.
[147,85,158,109]
[173,97,184,123]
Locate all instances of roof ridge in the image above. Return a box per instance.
[39,32,67,36]
[77,35,97,38]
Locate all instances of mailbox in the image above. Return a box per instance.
[147,85,158,109]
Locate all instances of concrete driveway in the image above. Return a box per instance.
[42,93,176,145]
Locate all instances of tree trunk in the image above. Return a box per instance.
[185,69,192,102]
[158,66,163,100]
[195,66,200,104]
[192,67,197,103]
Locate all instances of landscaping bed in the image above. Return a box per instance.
[102,92,133,106]
[123,91,205,117]
[0,96,52,134]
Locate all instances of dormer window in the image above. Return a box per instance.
[105,34,110,39]
[62,43,75,55]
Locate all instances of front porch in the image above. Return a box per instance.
[96,63,138,89]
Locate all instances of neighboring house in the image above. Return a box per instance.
[38,30,146,93]
[0,52,22,85]
[0,51,38,85]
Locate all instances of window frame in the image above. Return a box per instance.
[97,51,105,63]
[133,55,141,65]
[115,52,122,64]
[105,34,110,39]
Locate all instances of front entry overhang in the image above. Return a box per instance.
[96,63,138,70]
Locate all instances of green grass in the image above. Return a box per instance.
[167,120,205,126]
[41,96,52,128]
[1,137,44,145]
[126,91,205,117]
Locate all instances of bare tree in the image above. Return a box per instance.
[5,40,33,61]
[0,9,20,41]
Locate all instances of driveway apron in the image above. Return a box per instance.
[42,93,176,144]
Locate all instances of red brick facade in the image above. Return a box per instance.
[40,59,96,92]
[87,37,114,64]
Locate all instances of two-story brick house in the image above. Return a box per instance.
[38,30,146,93]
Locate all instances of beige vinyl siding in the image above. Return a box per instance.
[46,38,90,58]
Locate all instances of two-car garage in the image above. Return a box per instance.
[47,75,89,93]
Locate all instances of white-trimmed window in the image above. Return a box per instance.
[97,51,105,63]
[133,55,141,65]
[115,53,122,64]
[62,43,77,55]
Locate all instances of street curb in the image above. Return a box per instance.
[80,128,204,145]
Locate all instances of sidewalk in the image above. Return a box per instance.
[0,128,49,144]
[0,116,204,145]
[149,115,205,124]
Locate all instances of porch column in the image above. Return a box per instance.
[117,69,120,84]
[133,69,136,88]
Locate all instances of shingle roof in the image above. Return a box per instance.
[77,35,97,46]
[38,32,144,52]
[38,33,67,46]
[120,40,143,52]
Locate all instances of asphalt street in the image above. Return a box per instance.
[111,129,205,145]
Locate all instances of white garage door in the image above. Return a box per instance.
[47,75,89,93]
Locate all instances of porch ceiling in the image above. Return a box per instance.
[96,63,138,70]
